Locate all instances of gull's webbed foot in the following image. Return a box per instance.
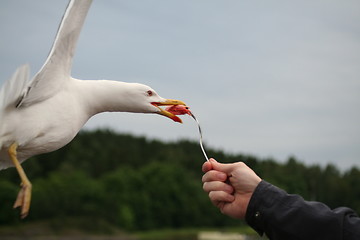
[8,142,32,219]
[13,181,32,219]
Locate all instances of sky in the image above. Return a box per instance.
[1,0,359,171]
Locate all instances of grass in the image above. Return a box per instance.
[0,218,260,240]
[135,226,258,240]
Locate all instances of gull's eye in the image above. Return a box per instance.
[147,90,153,96]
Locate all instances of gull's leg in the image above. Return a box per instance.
[8,142,32,219]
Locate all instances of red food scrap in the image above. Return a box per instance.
[165,105,191,116]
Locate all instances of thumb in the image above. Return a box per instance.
[209,158,236,176]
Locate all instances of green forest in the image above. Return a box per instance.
[0,129,359,232]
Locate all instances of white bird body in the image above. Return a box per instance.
[0,76,172,169]
[0,78,87,168]
[0,0,185,218]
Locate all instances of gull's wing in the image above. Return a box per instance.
[0,65,30,111]
[16,0,92,108]
[0,65,29,162]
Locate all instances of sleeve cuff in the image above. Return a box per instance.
[245,180,280,236]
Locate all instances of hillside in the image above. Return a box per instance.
[0,129,359,231]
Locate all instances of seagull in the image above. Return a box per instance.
[0,0,186,219]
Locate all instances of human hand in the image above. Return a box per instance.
[202,158,261,219]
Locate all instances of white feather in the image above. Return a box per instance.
[0,64,30,111]
[16,0,92,108]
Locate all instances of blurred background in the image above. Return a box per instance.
[0,0,359,239]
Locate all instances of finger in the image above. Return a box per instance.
[202,170,228,183]
[202,160,213,173]
[208,191,235,203]
[203,181,234,194]
[210,158,241,176]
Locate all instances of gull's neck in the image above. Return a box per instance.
[72,78,139,116]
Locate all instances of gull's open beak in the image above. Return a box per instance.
[152,99,186,123]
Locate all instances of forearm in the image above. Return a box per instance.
[245,181,360,240]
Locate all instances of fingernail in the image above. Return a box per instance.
[210,158,217,163]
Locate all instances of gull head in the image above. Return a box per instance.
[124,83,186,123]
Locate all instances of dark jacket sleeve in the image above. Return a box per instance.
[245,180,360,240]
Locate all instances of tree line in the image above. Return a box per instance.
[0,129,359,231]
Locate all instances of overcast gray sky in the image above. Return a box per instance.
[1,0,359,171]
